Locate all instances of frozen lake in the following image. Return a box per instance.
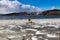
[0,18,60,25]
[0,18,60,40]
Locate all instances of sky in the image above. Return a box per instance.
[18,0,60,10]
[0,0,42,14]
[0,0,60,14]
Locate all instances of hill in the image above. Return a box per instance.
[1,12,37,16]
[1,9,60,16]
[39,9,60,16]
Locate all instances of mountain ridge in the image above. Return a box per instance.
[38,9,60,16]
[1,9,60,16]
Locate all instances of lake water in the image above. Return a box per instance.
[0,19,59,40]
[0,16,60,19]
[0,16,59,40]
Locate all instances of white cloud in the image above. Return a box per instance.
[51,6,55,10]
[0,0,42,14]
[22,5,31,8]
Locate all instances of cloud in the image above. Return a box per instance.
[22,5,31,8]
[21,4,42,12]
[0,0,42,14]
[51,6,55,10]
